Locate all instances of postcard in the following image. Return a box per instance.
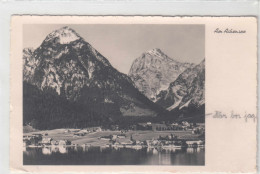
[10,16,257,173]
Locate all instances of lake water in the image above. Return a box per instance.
[23,146,205,165]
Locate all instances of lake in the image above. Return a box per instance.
[23,146,205,165]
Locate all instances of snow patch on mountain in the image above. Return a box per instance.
[179,99,192,110]
[44,26,80,44]
[167,97,183,111]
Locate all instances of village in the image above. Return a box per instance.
[23,121,205,151]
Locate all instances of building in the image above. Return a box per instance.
[79,129,89,133]
[59,140,71,146]
[171,122,178,126]
[86,127,102,132]
[117,139,133,145]
[73,132,86,137]
[95,127,102,132]
[24,134,42,146]
[117,134,126,138]
[182,121,190,127]
[41,138,53,145]
[23,139,30,146]
[32,133,43,138]
[70,129,81,133]
[151,123,168,131]
[186,140,203,147]
[120,140,133,145]
[196,123,205,127]
[112,135,117,140]
[64,129,71,133]
[23,135,34,141]
[100,136,111,140]
[153,140,161,146]
[136,123,152,130]
[110,125,119,131]
[51,140,59,146]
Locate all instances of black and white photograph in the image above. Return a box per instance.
[22,24,205,165]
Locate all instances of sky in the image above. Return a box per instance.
[23,24,205,74]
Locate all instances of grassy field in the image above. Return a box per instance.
[128,130,199,141]
[24,129,200,146]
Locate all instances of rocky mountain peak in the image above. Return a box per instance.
[43,26,81,44]
[23,26,162,119]
[129,49,192,102]
[23,47,34,53]
[142,48,171,61]
[146,48,163,55]
[156,59,205,112]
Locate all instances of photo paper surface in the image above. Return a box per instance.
[10,16,257,173]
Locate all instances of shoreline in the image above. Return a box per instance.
[24,143,205,149]
[24,129,205,149]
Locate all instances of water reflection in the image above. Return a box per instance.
[51,147,59,153]
[152,148,158,154]
[23,146,205,165]
[81,145,89,152]
[42,147,52,155]
[59,146,68,154]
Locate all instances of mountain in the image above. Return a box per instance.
[156,59,205,121]
[23,26,164,130]
[23,47,36,82]
[128,48,192,102]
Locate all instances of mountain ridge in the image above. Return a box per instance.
[23,26,205,129]
[129,48,193,102]
[23,26,166,129]
[156,59,205,118]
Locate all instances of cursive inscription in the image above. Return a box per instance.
[212,111,227,118]
[207,110,256,122]
[244,112,256,122]
[230,110,241,119]
[214,28,246,34]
